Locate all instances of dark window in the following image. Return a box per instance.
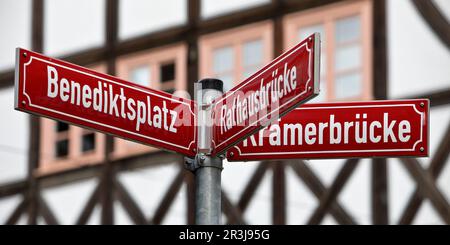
[56,122,69,132]
[82,133,96,152]
[160,63,175,82]
[55,139,69,157]
[163,88,175,94]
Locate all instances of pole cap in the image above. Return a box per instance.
[198,78,223,92]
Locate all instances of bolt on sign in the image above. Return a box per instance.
[211,33,321,156]
[14,48,197,157]
[227,100,429,161]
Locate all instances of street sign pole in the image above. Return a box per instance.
[187,79,224,225]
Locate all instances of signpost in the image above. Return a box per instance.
[14,32,430,225]
[227,100,429,161]
[211,33,321,156]
[14,48,197,157]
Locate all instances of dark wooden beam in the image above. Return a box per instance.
[27,0,44,225]
[289,161,356,225]
[5,197,28,225]
[238,162,269,212]
[152,167,185,225]
[412,0,450,50]
[75,183,100,225]
[372,0,389,225]
[187,0,200,97]
[398,123,450,224]
[222,190,246,225]
[400,158,450,224]
[99,162,115,225]
[272,163,286,225]
[400,88,450,107]
[307,159,359,225]
[39,195,59,225]
[185,171,196,225]
[372,158,389,225]
[114,178,147,225]
[0,180,28,199]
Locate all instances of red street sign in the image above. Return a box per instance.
[14,48,197,157]
[211,33,321,156]
[227,99,429,161]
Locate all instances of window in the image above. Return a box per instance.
[212,46,234,91]
[200,21,273,92]
[130,65,151,87]
[81,132,96,152]
[39,64,106,175]
[114,44,187,159]
[242,39,264,78]
[160,63,175,83]
[334,16,362,99]
[56,122,69,133]
[284,0,372,101]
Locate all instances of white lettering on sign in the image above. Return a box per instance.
[242,113,412,147]
[46,65,178,133]
[219,62,298,135]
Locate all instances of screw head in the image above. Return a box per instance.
[420,147,424,152]
[308,86,312,91]
[229,152,234,157]
[21,100,26,105]
[420,102,424,107]
[22,52,27,57]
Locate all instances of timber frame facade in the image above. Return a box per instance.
[0,0,449,225]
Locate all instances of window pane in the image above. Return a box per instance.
[56,122,69,132]
[45,0,105,56]
[335,45,361,71]
[130,66,150,87]
[335,15,361,44]
[242,39,263,67]
[217,74,234,92]
[335,73,362,99]
[82,133,96,152]
[55,139,69,158]
[213,46,234,74]
[119,0,187,40]
[202,0,270,19]
[160,63,175,82]
[243,66,259,79]
[0,0,31,71]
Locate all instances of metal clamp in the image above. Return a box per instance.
[184,154,223,172]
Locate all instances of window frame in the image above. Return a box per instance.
[199,21,273,90]
[283,0,373,101]
[113,43,187,159]
[38,63,107,175]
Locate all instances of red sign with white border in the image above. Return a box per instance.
[14,48,197,157]
[227,99,429,161]
[211,33,321,156]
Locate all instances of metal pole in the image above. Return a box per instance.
[187,78,223,225]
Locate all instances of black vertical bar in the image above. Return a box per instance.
[101,0,118,225]
[187,0,200,98]
[28,0,44,225]
[372,0,389,225]
[272,163,286,225]
[271,0,286,225]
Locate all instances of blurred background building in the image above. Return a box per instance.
[0,0,449,225]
